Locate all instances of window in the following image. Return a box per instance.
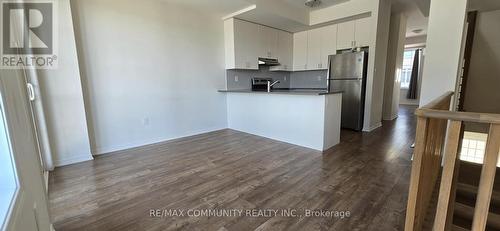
[401,50,415,89]
[0,96,18,230]
[460,131,500,167]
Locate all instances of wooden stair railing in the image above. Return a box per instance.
[404,91,500,231]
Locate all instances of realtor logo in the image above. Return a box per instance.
[1,0,57,69]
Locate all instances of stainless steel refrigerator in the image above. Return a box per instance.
[327,51,368,131]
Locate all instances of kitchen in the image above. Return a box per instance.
[2,0,414,230]
[219,16,374,151]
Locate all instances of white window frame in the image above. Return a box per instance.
[0,90,20,231]
[400,49,417,90]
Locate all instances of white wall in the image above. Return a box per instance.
[419,0,468,105]
[463,9,500,114]
[383,13,407,120]
[405,35,427,48]
[71,0,228,154]
[37,0,93,166]
[363,0,391,131]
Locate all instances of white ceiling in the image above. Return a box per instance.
[162,0,350,18]
[469,0,500,12]
[162,0,430,38]
[392,0,429,38]
[282,0,350,11]
[160,0,253,18]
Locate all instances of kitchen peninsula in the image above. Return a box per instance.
[219,89,342,151]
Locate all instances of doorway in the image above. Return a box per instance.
[399,48,424,106]
[0,71,52,231]
[0,92,17,230]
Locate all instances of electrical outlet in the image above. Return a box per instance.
[234,76,239,82]
[284,76,287,81]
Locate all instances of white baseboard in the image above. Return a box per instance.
[382,114,398,121]
[44,171,49,193]
[53,154,94,167]
[399,102,419,106]
[362,122,382,132]
[93,127,227,155]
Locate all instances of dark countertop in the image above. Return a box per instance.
[218,89,343,96]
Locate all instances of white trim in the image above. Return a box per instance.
[362,122,382,132]
[53,153,93,167]
[383,114,398,121]
[399,102,419,106]
[43,171,49,194]
[2,189,21,231]
[93,127,227,155]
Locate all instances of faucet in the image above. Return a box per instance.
[267,80,280,92]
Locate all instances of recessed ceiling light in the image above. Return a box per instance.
[412,29,423,34]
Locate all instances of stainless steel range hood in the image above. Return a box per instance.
[258,57,280,66]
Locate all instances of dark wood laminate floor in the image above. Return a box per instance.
[49,106,418,231]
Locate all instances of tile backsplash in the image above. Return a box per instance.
[290,70,328,89]
[225,66,290,89]
[225,66,328,90]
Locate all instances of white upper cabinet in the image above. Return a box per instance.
[225,19,291,70]
[224,17,370,71]
[224,18,259,70]
[293,31,308,71]
[307,28,322,70]
[354,17,371,47]
[295,24,337,71]
[259,25,279,59]
[337,17,372,50]
[320,24,338,68]
[336,20,356,50]
[270,30,293,71]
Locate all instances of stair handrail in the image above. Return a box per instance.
[405,91,454,231]
[405,91,500,231]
